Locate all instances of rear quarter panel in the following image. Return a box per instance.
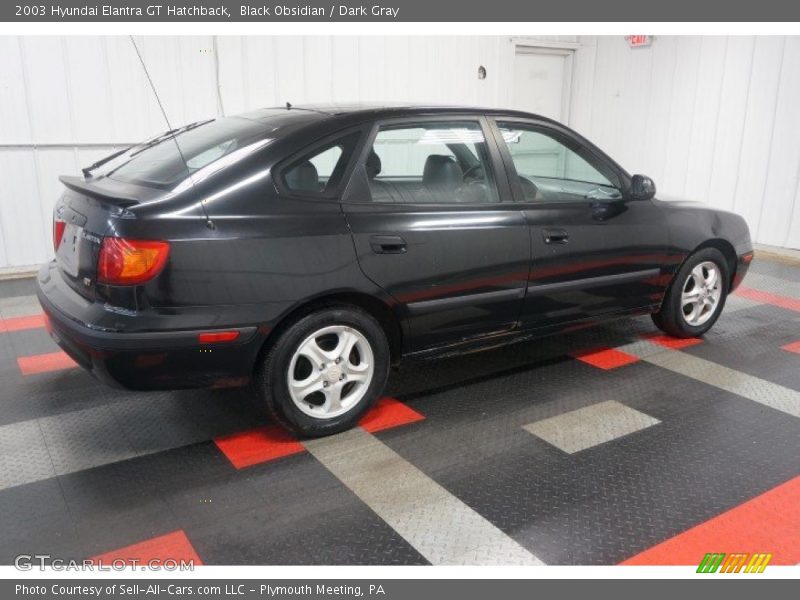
[115,173,386,334]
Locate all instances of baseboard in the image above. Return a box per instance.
[0,265,38,281]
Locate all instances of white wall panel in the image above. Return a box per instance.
[215,36,247,116]
[705,36,754,213]
[0,38,32,144]
[0,34,798,270]
[236,36,281,111]
[620,38,654,170]
[357,37,388,101]
[331,37,360,102]
[105,36,164,142]
[275,37,306,104]
[587,36,632,167]
[683,36,727,202]
[660,36,702,197]
[63,37,115,143]
[475,37,502,107]
[383,37,410,102]
[21,38,74,143]
[759,37,800,247]
[303,37,334,103]
[567,38,596,137]
[731,37,784,239]
[576,35,799,249]
[0,150,45,266]
[637,36,677,187]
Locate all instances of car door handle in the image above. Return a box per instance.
[542,229,569,244]
[370,235,408,254]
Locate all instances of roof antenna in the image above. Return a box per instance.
[129,35,215,230]
[286,102,292,110]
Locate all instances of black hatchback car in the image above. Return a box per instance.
[37,104,753,436]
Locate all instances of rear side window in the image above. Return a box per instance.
[281,132,361,196]
[366,122,499,204]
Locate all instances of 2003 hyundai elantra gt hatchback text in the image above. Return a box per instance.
[37,104,753,437]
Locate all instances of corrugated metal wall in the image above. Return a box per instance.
[0,35,797,270]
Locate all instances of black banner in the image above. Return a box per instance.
[4,0,800,22]
[5,579,798,600]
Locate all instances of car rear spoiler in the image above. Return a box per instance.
[59,175,143,207]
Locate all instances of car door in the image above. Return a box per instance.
[341,116,530,353]
[489,118,670,329]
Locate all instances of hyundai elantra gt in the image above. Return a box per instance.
[37,104,753,436]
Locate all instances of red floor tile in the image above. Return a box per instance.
[644,333,704,350]
[621,476,800,565]
[214,399,424,468]
[214,424,305,469]
[91,530,203,566]
[17,351,77,375]
[359,396,425,433]
[570,347,640,370]
[735,286,800,312]
[781,340,800,354]
[0,313,45,334]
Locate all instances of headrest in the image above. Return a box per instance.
[423,155,462,188]
[285,160,319,192]
[366,150,382,179]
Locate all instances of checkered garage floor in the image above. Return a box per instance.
[1,254,799,566]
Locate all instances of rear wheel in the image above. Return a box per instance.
[256,306,390,437]
[652,247,729,338]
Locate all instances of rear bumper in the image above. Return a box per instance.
[36,263,265,390]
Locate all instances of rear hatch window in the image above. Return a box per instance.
[106,117,269,189]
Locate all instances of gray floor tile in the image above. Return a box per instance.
[38,405,139,476]
[0,420,56,489]
[523,400,660,454]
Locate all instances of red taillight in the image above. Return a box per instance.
[197,331,240,344]
[53,219,66,251]
[97,238,170,285]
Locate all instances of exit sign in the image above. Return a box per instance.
[627,35,653,48]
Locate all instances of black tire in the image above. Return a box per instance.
[256,306,390,438]
[652,247,729,338]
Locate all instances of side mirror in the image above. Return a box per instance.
[630,174,656,201]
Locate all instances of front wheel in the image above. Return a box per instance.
[652,247,729,338]
[256,306,390,437]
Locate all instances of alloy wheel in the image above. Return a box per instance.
[286,325,374,419]
[681,260,722,327]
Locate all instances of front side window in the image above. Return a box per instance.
[497,123,621,202]
[366,122,499,204]
[282,132,360,195]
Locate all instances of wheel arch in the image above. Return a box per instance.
[657,238,738,313]
[256,291,403,371]
[692,238,738,287]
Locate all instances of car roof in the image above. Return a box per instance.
[240,103,558,125]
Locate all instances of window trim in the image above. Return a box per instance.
[487,117,632,206]
[273,126,369,200]
[342,115,513,207]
